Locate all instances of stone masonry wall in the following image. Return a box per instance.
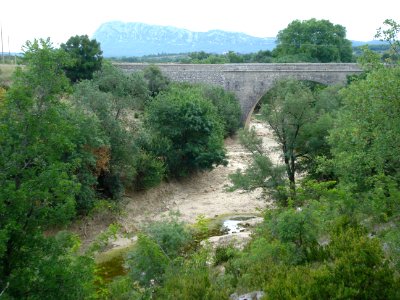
[117,63,362,123]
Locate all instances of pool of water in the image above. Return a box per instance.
[95,247,132,284]
[222,216,256,234]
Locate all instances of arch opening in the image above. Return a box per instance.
[244,79,329,127]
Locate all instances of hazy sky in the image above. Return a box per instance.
[1,0,399,52]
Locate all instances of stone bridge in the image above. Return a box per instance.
[117,63,362,123]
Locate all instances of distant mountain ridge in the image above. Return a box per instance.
[93,21,387,57]
[93,21,276,57]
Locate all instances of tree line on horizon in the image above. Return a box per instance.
[109,19,392,64]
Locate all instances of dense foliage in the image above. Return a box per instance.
[144,84,227,177]
[61,35,103,82]
[0,38,99,299]
[0,36,241,299]
[330,67,400,191]
[143,64,171,98]
[3,19,400,300]
[273,19,353,62]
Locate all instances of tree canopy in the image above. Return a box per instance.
[144,84,227,177]
[61,35,103,82]
[273,19,353,62]
[0,38,99,299]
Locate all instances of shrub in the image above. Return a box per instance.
[261,227,400,299]
[133,151,165,191]
[214,245,237,265]
[201,85,242,137]
[145,84,227,177]
[127,234,169,286]
[156,249,232,299]
[144,215,192,258]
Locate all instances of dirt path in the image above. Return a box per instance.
[75,118,280,248]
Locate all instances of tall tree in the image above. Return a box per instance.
[329,66,400,191]
[73,63,156,197]
[0,39,98,298]
[260,79,316,196]
[229,79,336,204]
[274,19,353,62]
[61,35,103,83]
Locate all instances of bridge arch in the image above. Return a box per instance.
[116,63,362,123]
[244,79,329,126]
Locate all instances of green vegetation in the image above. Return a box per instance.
[144,84,227,177]
[0,64,18,87]
[103,19,399,299]
[61,35,103,82]
[0,38,98,299]
[274,18,353,62]
[143,64,171,98]
[2,18,400,299]
[375,19,400,63]
[230,80,339,204]
[0,33,241,299]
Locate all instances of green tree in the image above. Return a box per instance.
[73,63,164,197]
[174,83,242,137]
[228,128,287,203]
[260,79,316,197]
[375,19,400,63]
[127,234,169,286]
[263,228,399,299]
[229,80,340,203]
[329,66,400,191]
[145,84,227,177]
[0,39,97,298]
[201,85,242,137]
[94,61,150,112]
[72,80,136,198]
[156,249,231,300]
[274,18,353,62]
[226,51,244,63]
[252,50,273,63]
[61,34,103,82]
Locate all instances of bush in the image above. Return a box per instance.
[156,249,232,299]
[266,207,319,262]
[145,84,227,177]
[126,216,191,288]
[201,85,242,137]
[263,228,400,299]
[133,151,165,191]
[127,234,169,286]
[143,64,170,98]
[144,215,192,258]
[105,275,147,300]
[214,245,237,265]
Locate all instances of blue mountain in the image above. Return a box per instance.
[92,21,277,57]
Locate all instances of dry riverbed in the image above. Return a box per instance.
[74,117,280,250]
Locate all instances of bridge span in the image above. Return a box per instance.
[116,63,362,123]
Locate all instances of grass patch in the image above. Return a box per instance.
[0,64,18,86]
